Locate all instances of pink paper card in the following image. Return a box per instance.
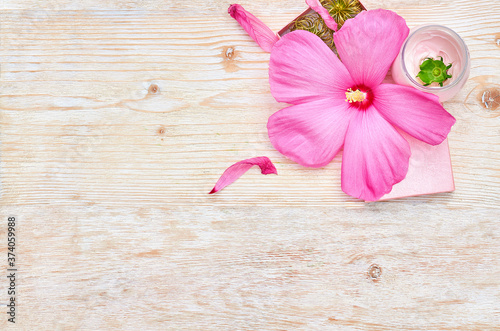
[380,134,455,200]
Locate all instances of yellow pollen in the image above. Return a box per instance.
[345,88,366,103]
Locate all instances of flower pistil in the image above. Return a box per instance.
[345,88,366,103]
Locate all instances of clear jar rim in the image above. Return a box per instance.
[400,24,470,92]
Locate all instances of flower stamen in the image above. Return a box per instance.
[345,88,366,103]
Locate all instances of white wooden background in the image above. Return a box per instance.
[0,0,499,329]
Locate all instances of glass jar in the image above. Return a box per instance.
[391,25,470,102]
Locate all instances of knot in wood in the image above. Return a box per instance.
[368,264,382,280]
[481,88,499,111]
[225,47,235,60]
[148,84,160,94]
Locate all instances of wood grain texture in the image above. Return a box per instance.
[0,0,499,329]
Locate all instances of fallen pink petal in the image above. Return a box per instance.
[209,157,278,194]
[228,4,279,53]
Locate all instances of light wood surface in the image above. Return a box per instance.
[1,0,499,329]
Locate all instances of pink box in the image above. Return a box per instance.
[277,2,367,38]
[277,4,455,200]
[380,135,455,200]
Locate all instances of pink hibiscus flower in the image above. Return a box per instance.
[267,9,456,201]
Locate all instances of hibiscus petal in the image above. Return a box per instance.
[228,4,279,53]
[341,106,411,201]
[209,157,277,194]
[334,9,409,88]
[269,30,354,104]
[305,0,338,31]
[373,84,456,145]
[268,98,353,168]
